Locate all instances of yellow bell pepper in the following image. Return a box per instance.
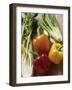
[48,43,63,64]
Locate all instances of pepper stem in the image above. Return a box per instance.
[57,45,63,51]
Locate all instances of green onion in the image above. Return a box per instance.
[21,13,34,64]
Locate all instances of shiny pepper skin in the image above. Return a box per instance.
[33,34,51,55]
[32,54,52,76]
[48,43,63,64]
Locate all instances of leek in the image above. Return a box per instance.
[39,14,62,42]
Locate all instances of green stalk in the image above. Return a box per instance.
[25,31,32,64]
[44,14,54,30]
[39,14,62,42]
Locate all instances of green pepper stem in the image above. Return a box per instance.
[57,45,63,51]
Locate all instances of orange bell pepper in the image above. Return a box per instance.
[33,34,51,55]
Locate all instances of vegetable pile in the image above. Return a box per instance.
[21,13,63,76]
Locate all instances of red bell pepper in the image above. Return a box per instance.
[32,54,52,76]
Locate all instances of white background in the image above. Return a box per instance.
[0,0,72,90]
